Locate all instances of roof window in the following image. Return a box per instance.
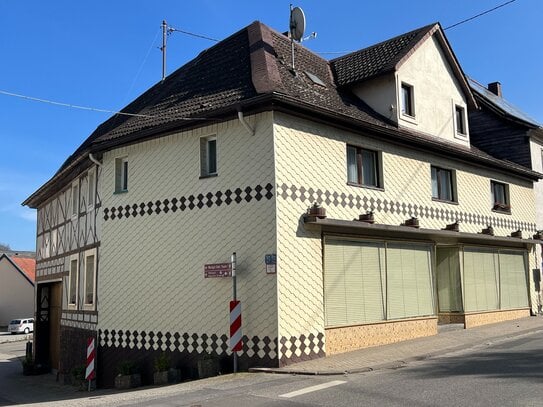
[304,71,326,87]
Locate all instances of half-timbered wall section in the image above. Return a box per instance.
[35,162,102,374]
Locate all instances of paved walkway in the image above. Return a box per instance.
[251,316,543,375]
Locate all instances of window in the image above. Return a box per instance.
[68,256,78,307]
[200,136,217,177]
[491,181,510,212]
[71,182,79,217]
[431,166,456,202]
[115,157,129,192]
[401,83,414,117]
[83,250,96,308]
[455,105,467,135]
[88,170,95,208]
[347,145,381,188]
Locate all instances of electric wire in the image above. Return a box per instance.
[168,27,219,42]
[122,27,161,105]
[316,0,519,55]
[0,90,213,120]
[444,0,517,30]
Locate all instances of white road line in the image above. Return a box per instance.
[279,380,347,398]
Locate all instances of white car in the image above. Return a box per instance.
[8,318,34,334]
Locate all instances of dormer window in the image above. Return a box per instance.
[455,105,467,136]
[401,83,414,117]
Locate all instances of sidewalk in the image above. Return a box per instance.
[251,316,543,375]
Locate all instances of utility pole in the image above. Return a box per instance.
[161,20,167,81]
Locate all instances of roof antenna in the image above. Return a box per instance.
[289,5,306,70]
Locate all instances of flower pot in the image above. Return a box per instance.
[153,371,169,385]
[197,358,219,379]
[115,373,141,389]
[168,368,182,383]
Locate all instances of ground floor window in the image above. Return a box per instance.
[324,238,434,327]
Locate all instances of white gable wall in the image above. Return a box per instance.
[0,259,34,326]
[397,35,469,145]
[352,73,397,121]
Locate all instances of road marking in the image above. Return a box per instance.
[279,380,347,398]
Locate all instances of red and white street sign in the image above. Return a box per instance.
[204,263,232,278]
[85,337,96,381]
[229,300,242,352]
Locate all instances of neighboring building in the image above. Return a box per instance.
[0,254,35,326]
[24,21,542,387]
[468,79,543,230]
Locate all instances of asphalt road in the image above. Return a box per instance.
[1,333,543,406]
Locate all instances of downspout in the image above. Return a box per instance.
[237,110,255,136]
[89,153,102,167]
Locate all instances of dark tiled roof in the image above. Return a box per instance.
[24,21,540,207]
[331,23,437,86]
[469,77,541,128]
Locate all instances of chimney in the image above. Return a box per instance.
[487,82,502,97]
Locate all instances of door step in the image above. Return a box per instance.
[437,323,465,333]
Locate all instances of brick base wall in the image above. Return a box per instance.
[325,317,438,355]
[59,326,97,380]
[464,309,530,329]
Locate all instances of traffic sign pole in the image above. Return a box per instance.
[231,252,238,373]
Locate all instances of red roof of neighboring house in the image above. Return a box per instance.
[9,257,36,283]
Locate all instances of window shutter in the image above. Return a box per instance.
[499,251,528,309]
[463,248,499,312]
[386,243,434,319]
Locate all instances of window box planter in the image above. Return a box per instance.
[493,203,511,212]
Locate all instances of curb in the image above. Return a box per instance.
[0,334,33,345]
[249,325,543,376]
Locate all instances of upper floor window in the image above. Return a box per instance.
[455,105,467,136]
[431,166,456,202]
[401,83,414,117]
[88,169,95,208]
[71,182,79,217]
[491,181,510,213]
[347,145,382,188]
[200,136,217,177]
[68,255,78,308]
[83,249,96,309]
[115,157,129,193]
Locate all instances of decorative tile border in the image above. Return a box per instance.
[279,333,325,365]
[278,184,537,232]
[98,329,277,360]
[103,183,274,221]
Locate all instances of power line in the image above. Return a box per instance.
[316,0,519,56]
[444,0,517,30]
[168,26,219,42]
[0,89,212,121]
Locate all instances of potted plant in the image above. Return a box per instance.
[153,352,169,385]
[70,365,86,390]
[306,203,326,219]
[493,202,511,212]
[197,353,219,379]
[21,355,35,376]
[114,361,141,389]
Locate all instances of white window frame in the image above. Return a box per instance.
[200,135,218,177]
[68,254,79,309]
[87,169,96,210]
[115,156,129,193]
[400,82,416,119]
[452,101,469,139]
[71,181,79,218]
[83,248,97,310]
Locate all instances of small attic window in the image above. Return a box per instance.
[304,71,326,87]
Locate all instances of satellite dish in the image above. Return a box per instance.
[289,6,306,42]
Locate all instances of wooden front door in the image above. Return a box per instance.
[35,282,62,371]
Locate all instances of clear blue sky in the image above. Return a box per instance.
[1,0,541,251]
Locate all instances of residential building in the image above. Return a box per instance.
[24,21,541,387]
[0,254,35,326]
[468,79,543,230]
